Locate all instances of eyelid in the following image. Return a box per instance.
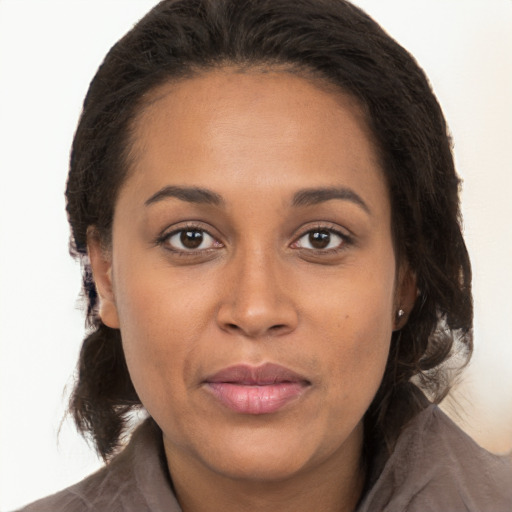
[156,222,224,253]
[291,223,353,252]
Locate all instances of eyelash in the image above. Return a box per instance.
[156,223,352,256]
[156,223,222,255]
[291,224,352,254]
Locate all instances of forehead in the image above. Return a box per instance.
[122,68,388,213]
[134,67,375,147]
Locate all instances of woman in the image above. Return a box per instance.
[19,0,512,510]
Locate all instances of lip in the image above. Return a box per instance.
[203,363,311,415]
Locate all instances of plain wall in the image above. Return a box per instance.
[1,0,511,510]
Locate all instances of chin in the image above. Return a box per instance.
[204,447,313,483]
[186,421,350,483]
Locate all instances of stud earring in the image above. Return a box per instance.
[397,309,405,320]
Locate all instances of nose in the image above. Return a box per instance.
[216,248,299,338]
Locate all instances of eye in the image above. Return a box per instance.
[293,228,346,251]
[165,228,221,251]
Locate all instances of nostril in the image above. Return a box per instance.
[269,324,287,332]
[223,322,289,336]
[216,300,299,338]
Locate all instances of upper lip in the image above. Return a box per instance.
[204,363,310,385]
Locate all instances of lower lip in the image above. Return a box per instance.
[206,382,308,414]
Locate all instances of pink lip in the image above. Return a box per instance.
[204,363,310,415]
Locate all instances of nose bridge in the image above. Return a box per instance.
[216,240,297,337]
[238,244,278,305]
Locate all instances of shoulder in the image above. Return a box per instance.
[17,468,116,512]
[360,405,512,512]
[16,419,182,512]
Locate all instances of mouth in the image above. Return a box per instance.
[203,363,311,415]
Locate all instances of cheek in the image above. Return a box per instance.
[312,260,395,404]
[112,268,189,392]
[323,308,392,389]
[114,255,210,340]
[315,310,392,442]
[111,257,224,413]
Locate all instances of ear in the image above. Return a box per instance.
[87,228,120,329]
[393,265,418,331]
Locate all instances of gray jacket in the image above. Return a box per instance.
[18,405,512,511]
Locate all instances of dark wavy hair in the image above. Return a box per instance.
[66,0,473,460]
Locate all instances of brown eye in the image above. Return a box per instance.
[180,230,204,249]
[309,230,331,249]
[166,229,220,251]
[294,228,346,251]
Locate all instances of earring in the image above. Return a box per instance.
[394,309,406,332]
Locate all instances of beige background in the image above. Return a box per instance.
[1,0,511,510]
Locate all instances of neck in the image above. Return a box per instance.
[164,425,365,512]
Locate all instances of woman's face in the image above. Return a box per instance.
[90,69,409,482]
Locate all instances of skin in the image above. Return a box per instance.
[89,69,416,512]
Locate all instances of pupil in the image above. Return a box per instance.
[180,230,203,249]
[309,230,330,249]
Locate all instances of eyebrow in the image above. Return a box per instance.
[144,184,370,214]
[292,187,371,214]
[144,186,224,207]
